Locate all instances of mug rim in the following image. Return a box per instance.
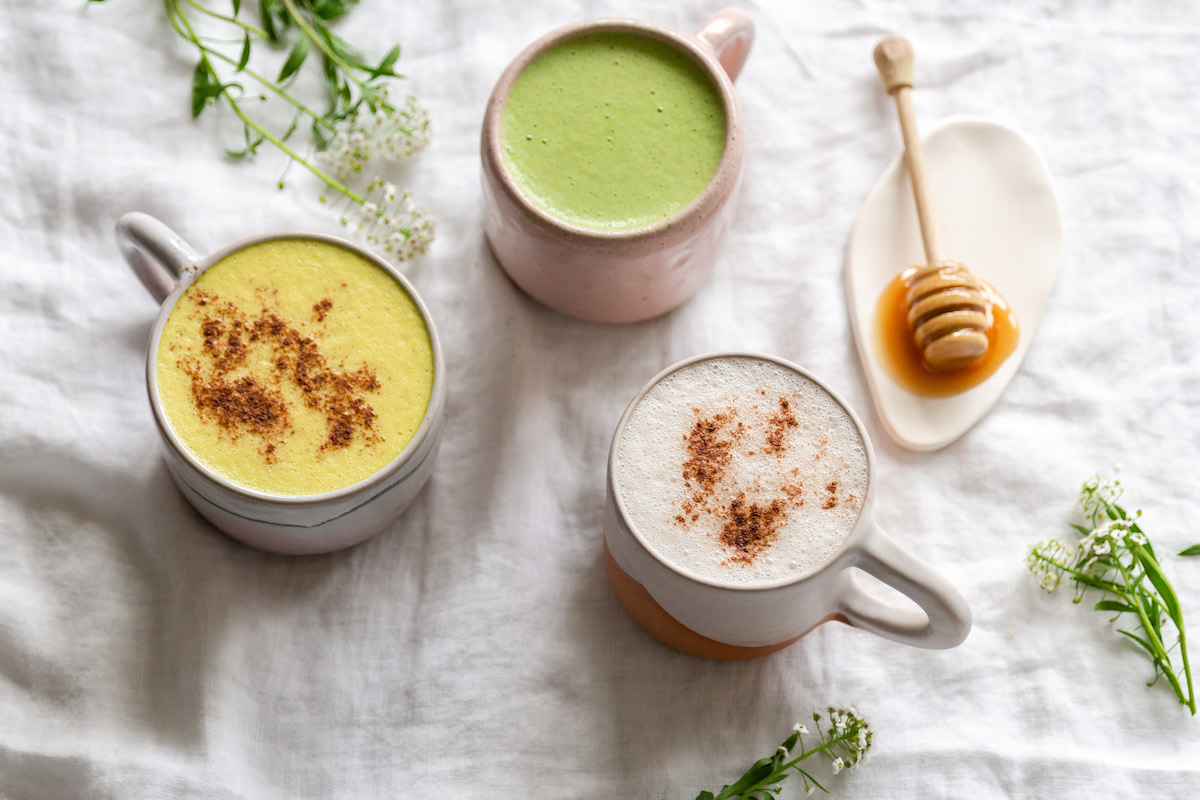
[145,230,445,508]
[607,351,878,592]
[481,17,744,243]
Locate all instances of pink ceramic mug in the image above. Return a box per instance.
[480,9,754,323]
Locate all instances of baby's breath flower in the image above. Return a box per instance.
[1028,539,1070,593]
[1078,533,1096,558]
[1081,475,1122,519]
[337,180,434,266]
[320,89,431,177]
[697,709,871,800]
[1028,475,1196,715]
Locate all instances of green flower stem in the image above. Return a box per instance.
[1180,627,1196,715]
[1030,478,1196,715]
[1112,557,1189,706]
[712,741,835,800]
[181,0,268,37]
[220,85,363,201]
[165,0,363,203]
[201,44,335,132]
[1028,550,1123,595]
[279,0,368,90]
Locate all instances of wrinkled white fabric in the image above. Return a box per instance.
[2,1,1199,797]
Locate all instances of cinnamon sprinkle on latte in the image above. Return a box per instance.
[181,292,382,458]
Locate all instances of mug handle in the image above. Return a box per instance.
[835,524,972,649]
[693,7,755,82]
[116,212,201,303]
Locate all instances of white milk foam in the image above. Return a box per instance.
[615,357,869,585]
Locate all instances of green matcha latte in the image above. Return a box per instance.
[500,32,727,231]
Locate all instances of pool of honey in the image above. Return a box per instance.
[872,266,1019,398]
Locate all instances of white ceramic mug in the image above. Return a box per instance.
[604,352,971,659]
[117,212,446,555]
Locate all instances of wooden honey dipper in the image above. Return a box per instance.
[873,36,991,373]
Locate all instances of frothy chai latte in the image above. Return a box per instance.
[614,357,869,585]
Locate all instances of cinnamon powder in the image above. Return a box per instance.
[763,395,799,455]
[179,292,382,458]
[719,492,788,565]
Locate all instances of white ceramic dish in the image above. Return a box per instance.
[846,116,1062,451]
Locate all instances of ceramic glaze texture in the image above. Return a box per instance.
[157,239,434,496]
[604,353,972,656]
[846,118,1062,450]
[480,11,753,323]
[117,213,446,555]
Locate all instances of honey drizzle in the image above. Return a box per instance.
[872,266,1019,397]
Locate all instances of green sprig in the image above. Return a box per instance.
[696,708,871,800]
[89,0,401,201]
[1028,476,1199,715]
[90,0,434,262]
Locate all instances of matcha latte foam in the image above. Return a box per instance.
[156,239,434,496]
[500,31,727,230]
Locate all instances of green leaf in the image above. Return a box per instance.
[1094,600,1134,614]
[278,36,310,82]
[360,85,380,113]
[1069,523,1091,536]
[1133,544,1180,622]
[722,758,776,797]
[312,0,354,20]
[191,60,222,118]
[232,0,242,15]
[1179,544,1200,557]
[695,793,715,800]
[370,44,401,78]
[1118,628,1160,659]
[236,32,251,72]
[259,0,288,44]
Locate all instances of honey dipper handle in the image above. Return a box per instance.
[874,36,941,265]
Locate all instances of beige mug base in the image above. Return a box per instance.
[604,542,847,660]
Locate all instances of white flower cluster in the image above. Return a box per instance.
[1080,475,1123,520]
[1078,514,1146,563]
[1028,538,1071,592]
[339,180,434,264]
[320,89,431,177]
[824,706,871,768]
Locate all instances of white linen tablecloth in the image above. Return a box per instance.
[2,0,1199,797]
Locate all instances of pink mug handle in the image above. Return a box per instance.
[693,7,755,82]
